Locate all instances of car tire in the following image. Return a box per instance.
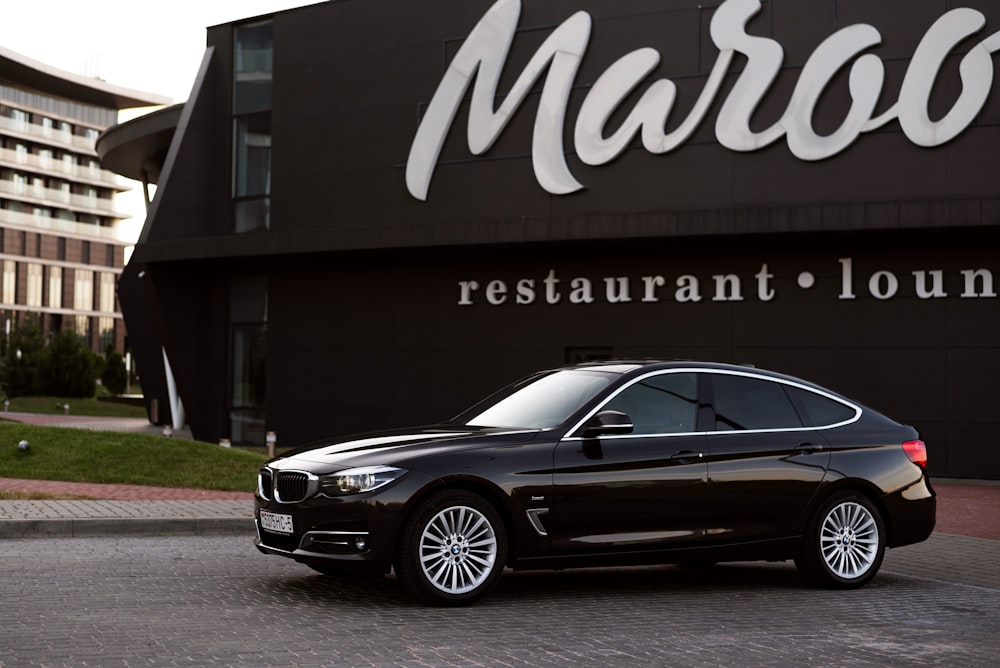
[795,492,885,589]
[395,490,507,606]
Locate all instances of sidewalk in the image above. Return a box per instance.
[1,412,998,543]
[1,413,244,538]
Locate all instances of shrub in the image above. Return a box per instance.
[101,350,128,396]
[1,319,46,397]
[38,330,99,398]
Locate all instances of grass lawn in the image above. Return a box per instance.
[2,396,147,418]
[0,423,266,492]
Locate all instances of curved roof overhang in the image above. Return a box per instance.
[97,104,183,182]
[0,46,170,109]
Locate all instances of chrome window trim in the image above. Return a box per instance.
[563,367,862,441]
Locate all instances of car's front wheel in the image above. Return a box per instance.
[795,492,885,589]
[395,490,507,605]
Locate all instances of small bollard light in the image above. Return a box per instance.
[63,403,70,416]
[266,431,277,458]
[17,440,30,455]
[163,426,173,438]
[219,438,231,448]
[3,399,9,412]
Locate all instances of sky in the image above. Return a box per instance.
[1,0,321,103]
[0,0,322,238]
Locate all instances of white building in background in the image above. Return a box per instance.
[0,46,167,352]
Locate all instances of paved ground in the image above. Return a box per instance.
[3,533,997,666]
[2,414,997,665]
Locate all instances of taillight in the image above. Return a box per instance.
[902,439,927,467]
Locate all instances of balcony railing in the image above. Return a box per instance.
[0,114,99,154]
[0,146,121,188]
[0,178,121,216]
[0,207,134,243]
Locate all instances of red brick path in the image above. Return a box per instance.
[0,477,252,501]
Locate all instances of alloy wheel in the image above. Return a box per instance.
[819,501,879,579]
[418,504,499,595]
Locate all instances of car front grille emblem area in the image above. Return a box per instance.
[274,470,317,503]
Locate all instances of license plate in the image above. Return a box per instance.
[260,510,293,534]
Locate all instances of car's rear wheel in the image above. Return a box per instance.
[795,492,885,589]
[395,490,507,605]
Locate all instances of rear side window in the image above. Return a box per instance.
[711,374,802,431]
[786,386,857,427]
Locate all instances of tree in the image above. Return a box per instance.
[39,330,99,398]
[101,350,128,396]
[0,319,46,397]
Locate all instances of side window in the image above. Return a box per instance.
[603,373,698,434]
[711,374,802,431]
[786,386,857,427]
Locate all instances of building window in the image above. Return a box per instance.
[233,20,272,233]
[236,21,273,76]
[26,263,42,307]
[233,113,271,233]
[74,269,93,309]
[98,272,115,313]
[98,317,115,352]
[11,108,27,132]
[48,266,62,308]
[73,269,93,334]
[74,315,91,338]
[234,20,273,114]
[1,260,15,304]
[229,275,268,445]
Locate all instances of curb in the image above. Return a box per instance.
[0,517,256,539]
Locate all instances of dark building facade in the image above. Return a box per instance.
[98,0,1000,478]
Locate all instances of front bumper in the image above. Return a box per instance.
[253,470,434,574]
[255,521,388,574]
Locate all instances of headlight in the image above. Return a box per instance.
[319,466,407,496]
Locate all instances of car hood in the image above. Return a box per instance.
[267,425,541,473]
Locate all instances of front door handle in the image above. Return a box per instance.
[670,450,704,463]
[795,443,825,454]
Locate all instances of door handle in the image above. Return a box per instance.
[670,450,704,462]
[795,443,824,454]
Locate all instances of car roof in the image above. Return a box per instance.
[569,360,759,373]
[565,360,821,387]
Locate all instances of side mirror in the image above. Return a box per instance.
[583,410,633,437]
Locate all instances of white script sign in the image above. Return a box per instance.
[406,0,1000,200]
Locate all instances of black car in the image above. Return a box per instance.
[255,361,935,605]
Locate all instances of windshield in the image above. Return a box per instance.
[457,370,615,429]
